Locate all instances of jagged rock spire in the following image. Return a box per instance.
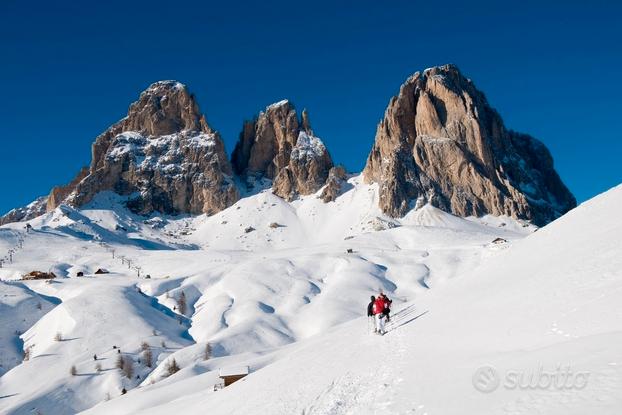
[232,100,334,201]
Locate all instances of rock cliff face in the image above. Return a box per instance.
[363,64,576,225]
[0,197,48,226]
[47,167,89,211]
[1,67,576,227]
[5,81,239,221]
[72,81,239,215]
[319,165,348,203]
[232,100,334,201]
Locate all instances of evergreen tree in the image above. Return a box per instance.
[166,358,180,376]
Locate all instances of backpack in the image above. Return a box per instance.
[373,298,385,314]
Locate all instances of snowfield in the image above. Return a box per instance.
[0,176,620,415]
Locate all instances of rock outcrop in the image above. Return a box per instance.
[1,67,575,227]
[363,64,576,225]
[73,81,239,215]
[232,100,334,201]
[3,81,239,222]
[319,165,348,202]
[47,167,89,211]
[0,197,48,226]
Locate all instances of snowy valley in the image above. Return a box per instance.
[1,177,621,414]
[0,64,619,415]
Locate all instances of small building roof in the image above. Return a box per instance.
[219,366,249,377]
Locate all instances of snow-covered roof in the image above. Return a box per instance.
[219,366,250,377]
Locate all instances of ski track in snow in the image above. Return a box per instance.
[302,306,421,415]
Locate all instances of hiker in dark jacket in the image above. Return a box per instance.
[367,295,376,317]
[381,293,393,322]
[367,295,376,333]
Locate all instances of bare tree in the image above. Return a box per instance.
[23,346,32,361]
[140,341,150,352]
[177,291,187,315]
[143,348,153,368]
[95,362,102,372]
[204,343,212,361]
[70,365,77,376]
[116,354,124,369]
[122,358,134,379]
[54,332,63,342]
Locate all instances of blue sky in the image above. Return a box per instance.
[1,0,620,215]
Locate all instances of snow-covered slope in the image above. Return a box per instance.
[81,184,622,415]
[4,176,610,415]
[0,281,58,376]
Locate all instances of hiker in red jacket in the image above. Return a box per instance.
[373,292,388,335]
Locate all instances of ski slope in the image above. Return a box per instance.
[2,177,618,415]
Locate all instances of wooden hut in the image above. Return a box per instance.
[22,271,56,280]
[218,366,249,387]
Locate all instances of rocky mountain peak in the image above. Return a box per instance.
[1,68,575,227]
[363,64,576,225]
[5,81,239,221]
[76,81,238,215]
[123,80,212,137]
[232,101,334,200]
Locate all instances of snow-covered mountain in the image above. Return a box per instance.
[0,175,620,414]
[0,173,532,413]
[101,181,619,415]
[0,65,611,415]
[1,64,575,227]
